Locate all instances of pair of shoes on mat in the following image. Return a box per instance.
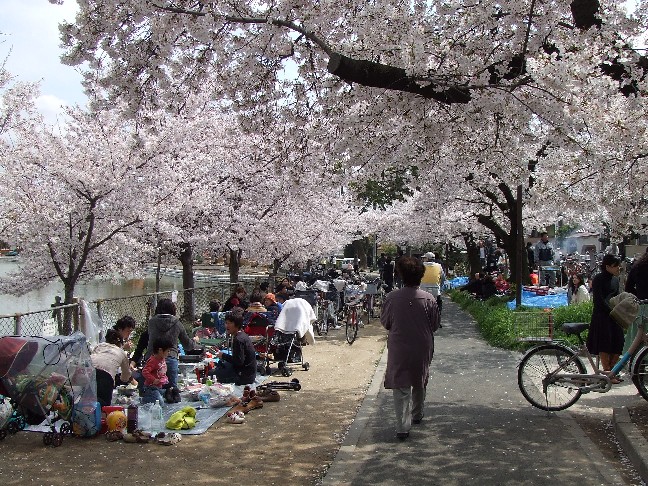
[227,411,245,424]
[155,432,181,445]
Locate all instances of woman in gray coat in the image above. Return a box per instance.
[381,256,440,440]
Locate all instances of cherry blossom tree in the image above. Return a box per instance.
[0,107,169,333]
[54,0,648,265]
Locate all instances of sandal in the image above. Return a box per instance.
[226,411,245,424]
[224,395,242,407]
[610,377,624,384]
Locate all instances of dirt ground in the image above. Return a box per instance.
[0,319,386,486]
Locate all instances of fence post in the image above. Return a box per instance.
[96,300,104,322]
[14,314,22,335]
[72,297,80,332]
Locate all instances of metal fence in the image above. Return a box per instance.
[0,275,274,337]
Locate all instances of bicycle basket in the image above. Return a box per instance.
[510,312,553,342]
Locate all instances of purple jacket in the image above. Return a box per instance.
[381,286,439,389]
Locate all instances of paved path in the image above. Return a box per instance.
[323,300,631,485]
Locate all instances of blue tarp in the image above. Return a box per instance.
[446,276,469,289]
[506,290,568,309]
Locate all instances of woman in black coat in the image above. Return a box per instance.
[586,254,622,377]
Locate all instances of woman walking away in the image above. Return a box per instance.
[586,254,622,381]
[381,256,440,440]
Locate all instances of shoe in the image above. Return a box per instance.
[242,397,264,413]
[610,377,624,384]
[412,415,424,425]
[172,387,182,403]
[156,432,182,445]
[256,389,280,402]
[226,411,245,424]
[396,432,409,440]
[165,387,174,404]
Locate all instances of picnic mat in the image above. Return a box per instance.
[25,375,267,436]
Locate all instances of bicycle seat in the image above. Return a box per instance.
[562,322,589,335]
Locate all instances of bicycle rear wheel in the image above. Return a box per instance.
[346,308,358,345]
[518,344,586,411]
[632,346,648,401]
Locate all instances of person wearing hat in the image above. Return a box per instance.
[420,252,445,316]
[263,292,282,318]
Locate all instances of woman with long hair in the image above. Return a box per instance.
[567,274,590,304]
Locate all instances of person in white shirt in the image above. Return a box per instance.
[91,328,137,407]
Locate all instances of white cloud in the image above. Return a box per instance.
[0,0,86,119]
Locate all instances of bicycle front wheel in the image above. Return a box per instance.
[632,346,648,401]
[346,308,358,345]
[518,344,586,411]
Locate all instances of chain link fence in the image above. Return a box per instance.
[0,275,276,337]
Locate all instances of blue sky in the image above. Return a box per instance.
[0,1,86,122]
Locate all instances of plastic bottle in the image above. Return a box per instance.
[126,401,138,433]
[150,400,163,434]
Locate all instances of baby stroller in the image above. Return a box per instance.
[265,298,314,376]
[0,332,98,446]
[244,311,277,375]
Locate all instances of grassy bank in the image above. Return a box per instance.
[449,290,593,350]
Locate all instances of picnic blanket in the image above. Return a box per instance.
[25,375,267,436]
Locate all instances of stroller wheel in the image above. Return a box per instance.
[0,429,6,440]
[293,383,302,391]
[52,433,64,447]
[281,367,292,377]
[302,362,310,371]
[60,422,72,436]
[278,362,285,370]
[43,432,53,446]
[17,416,26,430]
[7,422,18,435]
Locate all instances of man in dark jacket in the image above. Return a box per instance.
[214,312,257,385]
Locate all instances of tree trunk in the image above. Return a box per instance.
[179,242,195,321]
[462,233,482,278]
[229,248,242,285]
[62,283,76,335]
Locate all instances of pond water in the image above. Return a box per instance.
[0,259,184,316]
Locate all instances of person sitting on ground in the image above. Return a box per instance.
[245,292,267,313]
[141,336,174,404]
[494,273,510,293]
[263,292,282,317]
[479,274,497,300]
[275,277,295,296]
[460,273,483,295]
[91,329,137,407]
[112,315,137,352]
[223,285,248,312]
[567,274,590,304]
[212,312,257,385]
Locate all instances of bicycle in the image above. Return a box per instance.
[343,285,365,345]
[518,299,648,411]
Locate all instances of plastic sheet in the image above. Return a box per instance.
[506,290,568,309]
